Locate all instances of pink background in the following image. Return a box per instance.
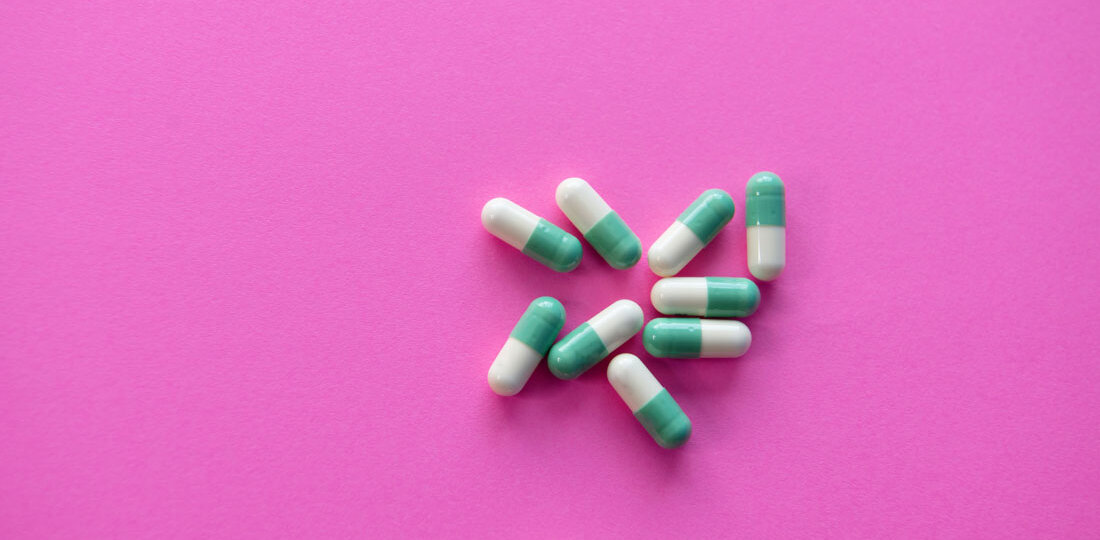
[2,1,1099,538]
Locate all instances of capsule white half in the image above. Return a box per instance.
[607,354,692,448]
[700,319,752,357]
[648,222,704,277]
[747,227,785,281]
[482,198,539,249]
[588,300,644,351]
[555,178,612,233]
[488,338,543,396]
[651,278,707,314]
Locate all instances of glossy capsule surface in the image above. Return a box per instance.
[607,354,692,449]
[651,277,760,318]
[643,318,751,358]
[556,177,642,269]
[482,197,582,272]
[648,189,735,277]
[487,297,566,396]
[745,172,785,281]
[548,299,643,380]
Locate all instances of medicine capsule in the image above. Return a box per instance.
[651,277,760,318]
[745,172,786,281]
[548,299,643,380]
[487,296,566,396]
[555,177,642,269]
[648,189,735,277]
[607,354,692,449]
[643,318,751,358]
[482,197,583,272]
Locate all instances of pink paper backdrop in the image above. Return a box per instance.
[3,1,1099,538]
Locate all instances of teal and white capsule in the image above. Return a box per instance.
[482,197,582,272]
[556,177,642,269]
[487,296,566,396]
[746,172,785,281]
[548,299,643,380]
[643,318,751,358]
[648,189,736,277]
[651,277,760,317]
[607,354,692,449]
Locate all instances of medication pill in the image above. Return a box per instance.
[548,299,644,380]
[643,318,751,358]
[487,296,566,396]
[648,189,735,277]
[607,354,692,449]
[651,277,760,318]
[745,172,786,281]
[555,177,642,269]
[482,197,583,272]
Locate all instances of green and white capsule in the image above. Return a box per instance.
[648,189,736,277]
[548,299,643,380]
[643,318,751,358]
[651,277,760,318]
[556,177,642,269]
[482,197,582,272]
[607,354,692,449]
[488,296,566,396]
[746,172,785,281]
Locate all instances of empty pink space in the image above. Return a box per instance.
[2,1,1099,538]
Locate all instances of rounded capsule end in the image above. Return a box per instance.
[634,388,692,449]
[530,296,565,322]
[700,189,736,220]
[547,344,581,380]
[647,248,680,277]
[749,260,784,281]
[642,320,663,357]
[611,299,645,335]
[606,353,640,386]
[550,234,583,272]
[746,172,784,196]
[706,278,762,317]
[655,415,692,449]
[605,235,642,269]
[487,370,524,396]
[650,280,672,314]
[554,177,590,209]
[745,281,762,314]
[480,197,511,230]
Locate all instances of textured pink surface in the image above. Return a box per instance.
[3,2,1100,538]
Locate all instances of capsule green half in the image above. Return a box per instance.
[745,172,785,227]
[521,219,583,272]
[705,277,760,317]
[635,389,692,449]
[547,323,609,379]
[643,318,702,359]
[584,211,642,269]
[509,297,566,354]
[678,189,736,244]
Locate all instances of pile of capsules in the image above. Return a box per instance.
[481,173,785,448]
